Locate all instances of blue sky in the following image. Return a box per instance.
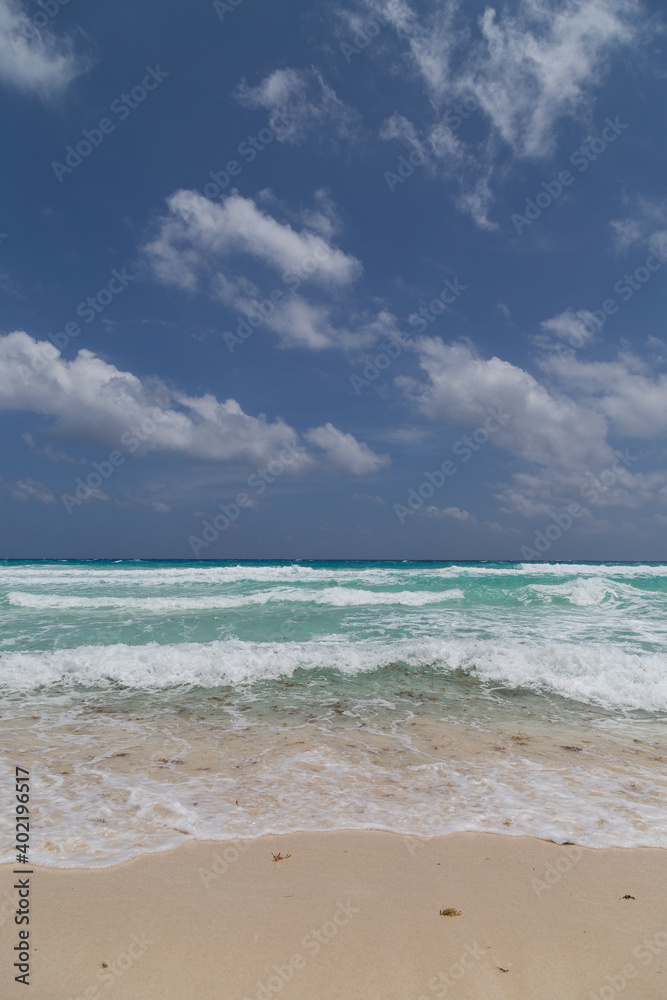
[1,0,666,559]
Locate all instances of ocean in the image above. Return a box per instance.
[1,559,665,867]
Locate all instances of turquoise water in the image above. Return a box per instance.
[1,560,665,866]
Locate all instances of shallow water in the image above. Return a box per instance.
[1,560,665,866]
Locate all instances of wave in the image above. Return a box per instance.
[523,578,653,607]
[2,561,667,588]
[0,636,665,711]
[5,587,465,611]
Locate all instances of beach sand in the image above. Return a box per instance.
[2,831,666,1000]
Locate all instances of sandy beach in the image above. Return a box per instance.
[2,830,665,1000]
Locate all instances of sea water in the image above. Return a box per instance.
[0,560,665,867]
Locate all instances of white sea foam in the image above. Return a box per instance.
[0,636,665,711]
[2,561,665,866]
[525,578,648,607]
[5,587,465,611]
[0,736,664,868]
[2,561,667,590]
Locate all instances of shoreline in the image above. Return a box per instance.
[2,830,666,999]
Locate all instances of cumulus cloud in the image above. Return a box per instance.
[543,349,667,439]
[0,331,301,465]
[141,189,394,353]
[397,334,667,517]
[398,338,612,469]
[219,292,390,352]
[0,332,388,477]
[142,189,362,292]
[246,296,364,351]
[0,0,88,96]
[305,423,390,475]
[235,67,361,145]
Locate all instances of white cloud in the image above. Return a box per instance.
[368,0,460,102]
[455,169,497,230]
[142,189,392,353]
[380,113,424,149]
[305,423,390,475]
[610,216,644,253]
[252,297,346,351]
[426,505,473,520]
[235,67,361,145]
[379,110,468,176]
[544,349,667,439]
[3,477,55,503]
[497,301,512,319]
[143,189,362,292]
[460,0,636,158]
[540,308,599,348]
[0,0,88,96]
[398,338,612,469]
[609,198,667,252]
[0,332,387,478]
[398,334,667,518]
[372,0,640,157]
[370,0,646,226]
[224,293,387,352]
[0,331,301,465]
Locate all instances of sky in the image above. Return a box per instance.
[1,0,666,560]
